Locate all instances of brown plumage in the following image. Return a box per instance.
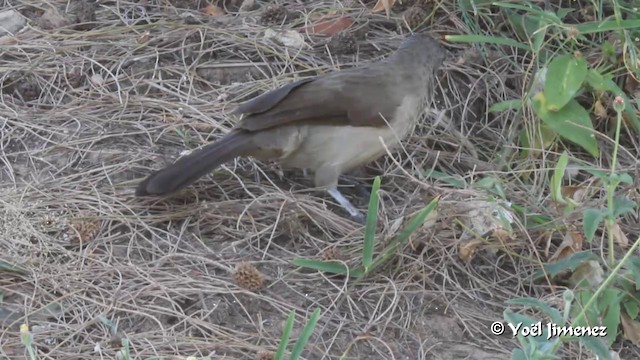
[136,33,446,222]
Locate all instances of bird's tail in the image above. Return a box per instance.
[136,130,255,196]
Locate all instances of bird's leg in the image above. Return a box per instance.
[316,166,365,223]
[327,186,366,224]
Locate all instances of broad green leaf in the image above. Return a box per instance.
[612,195,637,218]
[424,170,466,188]
[505,10,541,42]
[504,309,551,345]
[531,94,600,157]
[544,54,588,111]
[619,173,634,185]
[292,259,358,277]
[627,257,640,290]
[586,70,640,131]
[573,289,599,327]
[583,208,606,242]
[489,99,523,113]
[577,336,612,360]
[599,288,622,345]
[290,308,321,360]
[363,176,382,270]
[510,349,528,360]
[556,8,573,19]
[503,309,540,327]
[533,251,599,280]
[550,151,569,203]
[275,311,295,360]
[624,299,640,321]
[507,297,563,324]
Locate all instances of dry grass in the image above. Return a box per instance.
[1,0,638,359]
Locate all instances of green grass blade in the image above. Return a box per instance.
[576,19,640,34]
[292,259,351,275]
[424,170,467,188]
[275,311,296,360]
[363,176,381,270]
[550,151,569,203]
[491,2,544,15]
[394,196,440,243]
[489,99,523,113]
[445,34,531,51]
[0,260,29,275]
[506,297,563,324]
[364,196,440,275]
[289,308,321,360]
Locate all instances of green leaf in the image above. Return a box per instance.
[583,208,606,242]
[0,260,29,275]
[292,259,361,277]
[363,176,382,270]
[474,176,496,189]
[576,19,640,34]
[586,69,640,131]
[531,17,546,54]
[510,348,528,360]
[444,34,531,51]
[544,54,588,111]
[275,311,295,360]
[489,99,523,113]
[507,297,563,324]
[626,257,640,290]
[573,289,600,327]
[618,173,634,185]
[531,95,600,157]
[612,195,637,218]
[577,336,612,360]
[424,170,466,188]
[585,69,612,92]
[504,9,542,43]
[599,288,622,345]
[623,299,640,320]
[556,8,573,19]
[361,196,439,277]
[290,308,321,360]
[504,309,551,346]
[493,2,551,20]
[550,151,569,203]
[534,251,599,280]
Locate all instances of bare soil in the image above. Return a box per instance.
[1,0,638,359]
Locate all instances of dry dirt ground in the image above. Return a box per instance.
[0,0,638,359]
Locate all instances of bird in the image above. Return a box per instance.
[135,33,446,222]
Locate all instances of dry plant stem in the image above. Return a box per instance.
[5,1,639,359]
[606,101,624,266]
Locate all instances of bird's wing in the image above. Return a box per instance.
[233,68,400,132]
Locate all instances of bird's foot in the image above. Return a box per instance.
[327,187,366,225]
[351,211,367,225]
[339,178,372,202]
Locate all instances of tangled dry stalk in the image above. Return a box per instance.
[1,0,638,359]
